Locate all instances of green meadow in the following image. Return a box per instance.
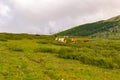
[0,33,120,80]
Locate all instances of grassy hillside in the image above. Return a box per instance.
[56,15,120,38]
[0,33,120,80]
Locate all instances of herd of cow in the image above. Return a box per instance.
[55,36,89,43]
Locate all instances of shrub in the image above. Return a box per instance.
[8,45,24,52]
[0,38,8,42]
[34,47,58,53]
[58,47,120,69]
[36,40,49,44]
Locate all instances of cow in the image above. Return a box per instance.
[55,37,59,41]
[55,37,67,43]
[83,39,89,42]
[71,38,77,43]
[59,38,66,43]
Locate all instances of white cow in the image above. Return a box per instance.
[55,37,66,43]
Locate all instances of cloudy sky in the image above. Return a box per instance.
[0,0,120,34]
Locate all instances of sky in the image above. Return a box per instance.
[0,0,120,34]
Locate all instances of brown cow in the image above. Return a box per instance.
[71,38,78,43]
[83,39,89,42]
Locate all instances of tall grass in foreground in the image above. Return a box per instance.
[34,36,120,69]
[34,39,120,69]
[57,42,120,69]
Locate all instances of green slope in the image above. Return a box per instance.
[56,15,120,37]
[0,34,120,80]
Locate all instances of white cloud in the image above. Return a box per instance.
[0,0,12,31]
[0,5,10,17]
[0,0,120,34]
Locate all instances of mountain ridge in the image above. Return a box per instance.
[56,15,120,38]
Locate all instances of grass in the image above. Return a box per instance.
[0,33,120,80]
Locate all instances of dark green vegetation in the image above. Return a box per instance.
[0,33,120,80]
[56,15,120,38]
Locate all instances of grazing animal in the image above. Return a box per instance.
[55,37,59,41]
[55,37,66,43]
[71,38,77,43]
[83,39,89,42]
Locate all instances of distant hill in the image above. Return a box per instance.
[56,15,120,38]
